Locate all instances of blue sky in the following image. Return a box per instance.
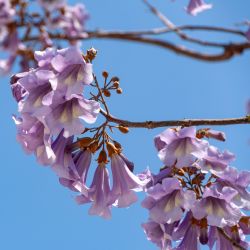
[0,1,250,249]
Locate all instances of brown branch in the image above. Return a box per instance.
[143,0,226,48]
[100,110,250,129]
[23,31,250,62]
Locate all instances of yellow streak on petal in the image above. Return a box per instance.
[64,74,73,85]
[33,96,42,108]
[60,108,70,123]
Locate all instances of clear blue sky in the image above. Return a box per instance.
[0,1,250,249]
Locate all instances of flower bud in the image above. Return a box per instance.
[113,141,122,150]
[113,81,119,88]
[98,150,108,163]
[103,89,111,97]
[116,88,122,94]
[106,142,120,156]
[86,47,97,61]
[118,125,129,134]
[102,71,109,78]
[78,137,94,148]
[111,76,119,82]
[89,141,99,153]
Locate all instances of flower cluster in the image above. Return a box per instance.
[142,126,250,249]
[13,46,148,219]
[0,0,89,74]
[12,46,99,164]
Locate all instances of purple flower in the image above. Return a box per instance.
[246,27,250,42]
[108,148,146,207]
[208,226,249,250]
[38,0,65,11]
[212,166,250,210]
[142,177,196,224]
[59,149,92,193]
[13,69,58,118]
[186,0,212,16]
[196,145,235,172]
[13,113,55,165]
[246,99,250,114]
[142,220,178,249]
[155,127,208,168]
[50,130,76,179]
[0,0,15,24]
[174,218,200,250]
[11,82,26,103]
[44,94,100,138]
[192,185,242,227]
[76,163,112,219]
[49,4,89,38]
[49,47,93,99]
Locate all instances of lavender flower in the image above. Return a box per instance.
[186,0,212,16]
[142,177,196,224]
[38,0,65,11]
[155,127,208,168]
[48,4,89,39]
[0,0,15,24]
[76,163,113,219]
[246,27,250,42]
[59,148,92,193]
[142,220,178,249]
[45,94,100,138]
[196,145,235,172]
[13,113,55,165]
[107,143,146,207]
[192,185,242,227]
[49,47,93,99]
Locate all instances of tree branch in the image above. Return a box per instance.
[100,110,250,129]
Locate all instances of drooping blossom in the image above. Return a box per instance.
[186,0,212,16]
[208,226,249,250]
[107,142,146,207]
[155,127,208,168]
[59,148,92,193]
[142,220,178,249]
[76,157,113,219]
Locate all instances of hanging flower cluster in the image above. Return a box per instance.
[142,126,250,249]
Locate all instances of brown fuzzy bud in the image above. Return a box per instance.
[98,150,108,163]
[118,125,129,134]
[113,141,122,150]
[86,47,97,61]
[103,89,111,97]
[89,141,99,153]
[102,71,109,78]
[78,137,94,148]
[116,88,122,94]
[111,76,119,82]
[113,81,119,88]
[106,142,120,156]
